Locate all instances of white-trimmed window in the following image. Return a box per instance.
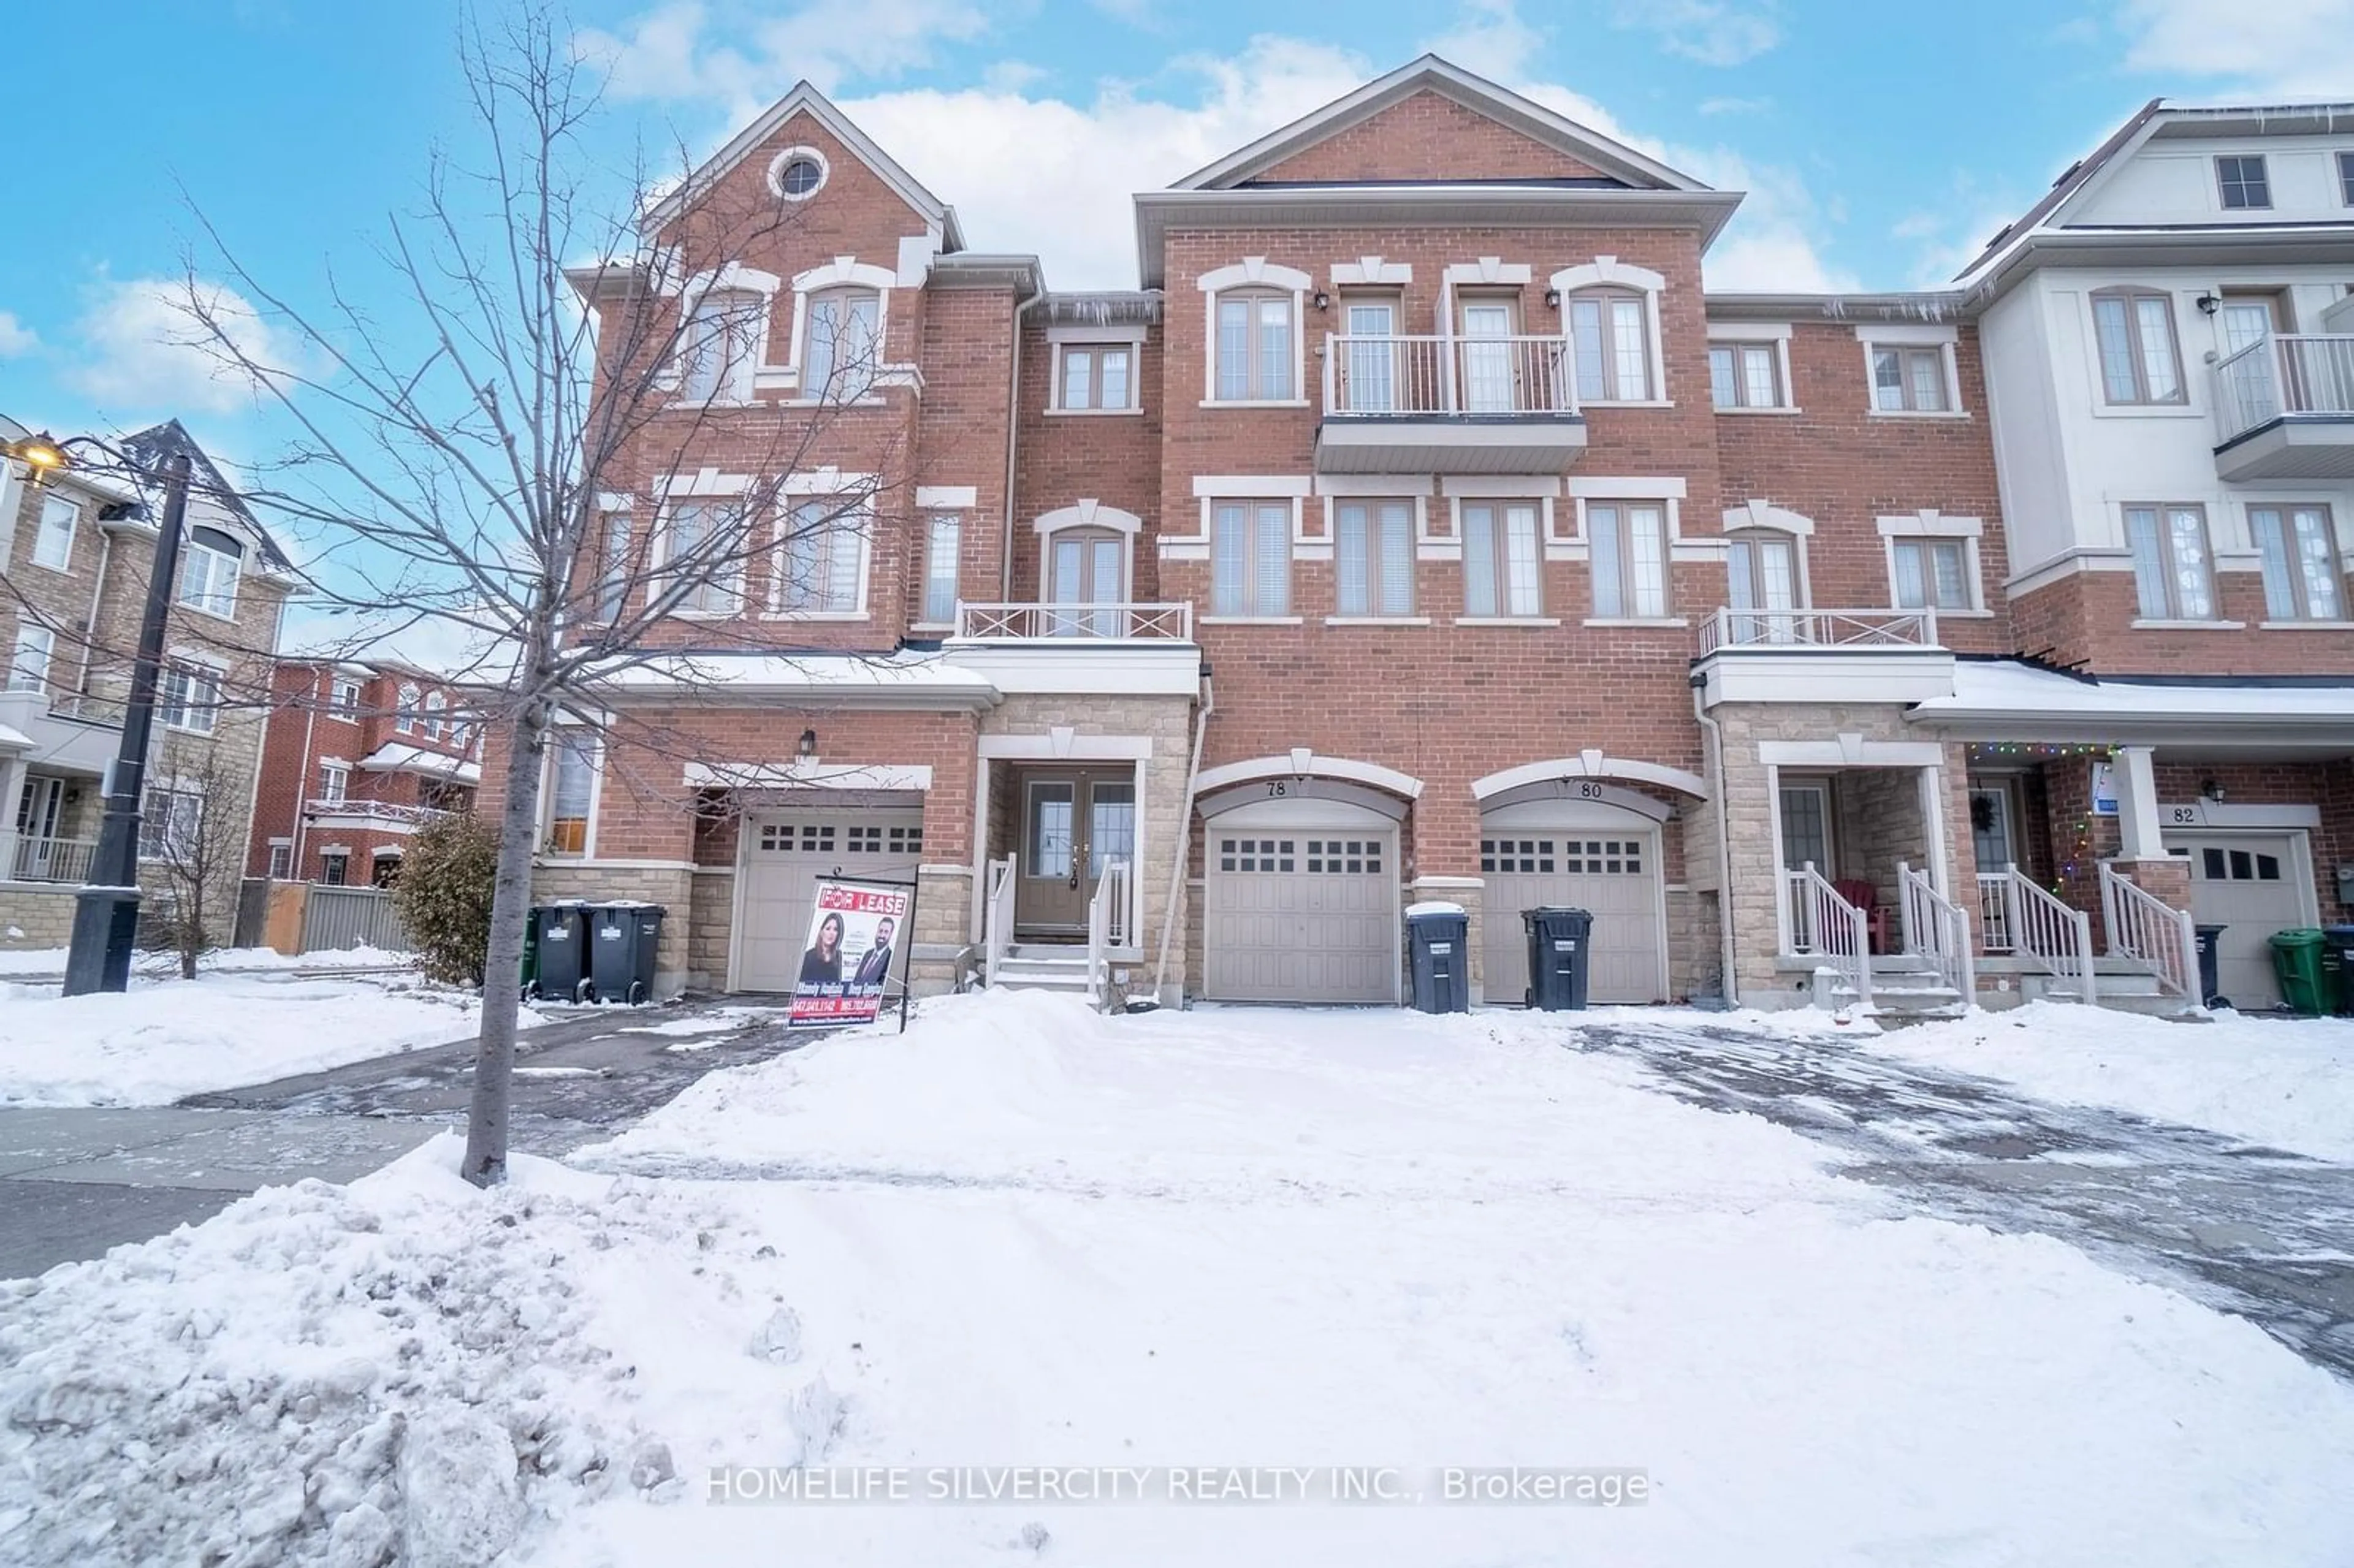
[1725,531,1804,640]
[1891,539,1971,610]
[328,676,360,717]
[802,287,881,402]
[2090,289,2185,405]
[159,658,223,734]
[1214,291,1295,402]
[1709,341,1787,409]
[594,509,632,622]
[777,498,866,615]
[2125,503,2217,620]
[2252,504,2344,621]
[1211,501,1291,616]
[319,850,349,886]
[2215,155,2271,210]
[545,731,597,856]
[265,840,292,879]
[31,494,77,571]
[767,146,828,200]
[137,782,204,863]
[422,691,446,741]
[661,500,746,615]
[922,514,961,626]
[1334,500,1414,618]
[1462,501,1544,617]
[680,287,763,403]
[1567,291,1655,403]
[7,622,53,694]
[2341,151,2354,206]
[317,761,349,804]
[177,525,243,618]
[1587,502,1668,618]
[1058,344,1135,411]
[1868,344,1952,413]
[395,682,422,733]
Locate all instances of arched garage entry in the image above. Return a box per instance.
[1195,755,1419,1004]
[1474,756,1707,1005]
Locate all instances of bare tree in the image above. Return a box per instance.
[137,743,249,981]
[170,5,917,1184]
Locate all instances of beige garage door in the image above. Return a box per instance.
[1482,829,1665,1005]
[1205,829,1398,1003]
[737,808,924,992]
[2166,831,2311,1010]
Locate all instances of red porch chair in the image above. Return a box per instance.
[1832,878,1895,956]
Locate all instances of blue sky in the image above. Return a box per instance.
[1,0,2344,455]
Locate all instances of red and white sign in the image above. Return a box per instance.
[788,878,912,1028]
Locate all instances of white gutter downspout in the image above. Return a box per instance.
[999,291,1047,600]
[1153,668,1214,1005]
[290,668,320,881]
[1691,678,1739,1009]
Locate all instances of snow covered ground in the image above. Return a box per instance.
[1877,1001,2354,1162]
[0,943,411,978]
[5,992,2352,1566]
[0,972,539,1106]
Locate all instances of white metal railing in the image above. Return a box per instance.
[2099,862,2200,1002]
[2214,333,2354,444]
[1899,860,1975,1005]
[1085,858,1131,1006]
[304,798,450,824]
[1697,607,1941,656]
[1783,862,1872,1008]
[1980,870,2097,1003]
[1322,334,1580,417]
[10,834,98,883]
[954,602,1194,642]
[981,855,1015,988]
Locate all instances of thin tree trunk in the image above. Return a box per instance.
[461,700,551,1187]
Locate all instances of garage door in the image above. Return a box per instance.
[737,808,924,992]
[2166,832,2311,1010]
[1205,828,1398,1003]
[1482,829,1665,1005]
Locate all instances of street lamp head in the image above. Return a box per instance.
[6,430,72,474]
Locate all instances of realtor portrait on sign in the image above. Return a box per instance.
[789,880,912,1027]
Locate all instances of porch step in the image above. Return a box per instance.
[992,954,1094,994]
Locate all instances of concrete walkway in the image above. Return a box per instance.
[0,999,807,1279]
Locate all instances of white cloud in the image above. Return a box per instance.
[0,311,36,358]
[1421,0,1548,82]
[1613,0,1781,67]
[577,0,992,110]
[2116,0,2354,97]
[66,276,306,416]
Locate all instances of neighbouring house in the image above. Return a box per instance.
[245,660,483,886]
[0,420,295,953]
[474,59,2354,1015]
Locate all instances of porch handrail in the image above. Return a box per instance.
[982,855,1016,987]
[1783,861,1872,1008]
[1322,333,1580,417]
[1696,606,1940,656]
[1975,872,2014,953]
[9,834,99,885]
[2098,862,2199,1002]
[1086,858,1130,1007]
[2213,332,2354,444]
[1898,859,1974,1006]
[953,601,1194,642]
[1983,869,2097,1003]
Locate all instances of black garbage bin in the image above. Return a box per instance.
[2320,926,2354,1016]
[2194,923,2228,1010]
[1523,907,1594,1011]
[1404,904,1471,1014]
[531,902,592,1002]
[587,901,668,1005]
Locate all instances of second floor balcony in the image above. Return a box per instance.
[1691,606,1955,709]
[2212,333,2354,481]
[1315,334,1588,475]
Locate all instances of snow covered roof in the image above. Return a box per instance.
[1910,660,2354,742]
[0,720,32,752]
[596,651,1001,710]
[358,742,482,786]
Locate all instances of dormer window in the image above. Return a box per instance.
[803,287,880,402]
[176,525,244,618]
[681,288,763,403]
[2215,155,2271,211]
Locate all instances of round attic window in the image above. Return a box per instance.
[768,147,829,201]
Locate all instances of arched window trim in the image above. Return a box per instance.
[787,257,900,403]
[669,264,783,403]
[1551,257,1669,406]
[1197,258,1311,408]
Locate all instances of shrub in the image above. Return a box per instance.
[394,811,500,986]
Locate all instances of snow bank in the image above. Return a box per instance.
[0,945,413,978]
[1875,1002,2354,1161]
[0,972,543,1106]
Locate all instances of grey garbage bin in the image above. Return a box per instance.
[531,902,592,1002]
[587,901,668,1005]
[1405,904,1471,1014]
[1523,907,1594,1011]
[2194,923,2228,1010]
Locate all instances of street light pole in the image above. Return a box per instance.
[62,450,194,996]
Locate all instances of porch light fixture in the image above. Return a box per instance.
[798,728,818,759]
[2195,292,2221,316]
[2201,777,2225,804]
[1544,287,1562,309]
[1312,290,1331,311]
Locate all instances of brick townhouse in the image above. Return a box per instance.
[245,660,483,886]
[0,422,294,953]
[479,58,2354,1015]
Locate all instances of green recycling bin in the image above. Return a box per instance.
[2268,929,2328,1016]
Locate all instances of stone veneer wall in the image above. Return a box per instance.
[0,886,80,953]
[528,862,694,998]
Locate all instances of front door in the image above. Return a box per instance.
[1015,768,1137,937]
[13,775,64,878]
[1343,299,1396,411]
[1458,299,1518,413]
[1046,531,1124,636]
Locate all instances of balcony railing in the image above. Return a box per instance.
[954,602,1194,642]
[2214,333,2354,444]
[1322,334,1580,417]
[10,835,99,884]
[303,798,450,825]
[1695,607,1941,657]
